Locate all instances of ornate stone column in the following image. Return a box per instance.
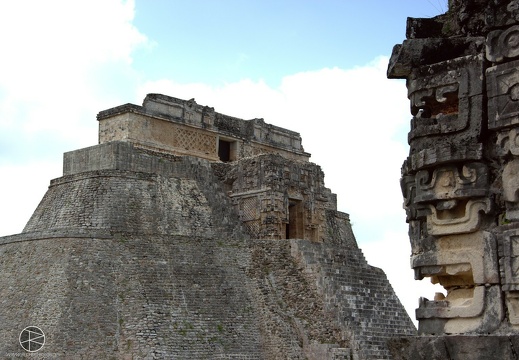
[388,1,519,358]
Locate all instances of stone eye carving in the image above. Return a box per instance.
[407,56,484,148]
[409,79,462,140]
[411,84,459,120]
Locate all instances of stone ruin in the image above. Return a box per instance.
[387,0,519,358]
[0,93,415,359]
[93,94,329,242]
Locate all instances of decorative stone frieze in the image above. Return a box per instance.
[97,93,309,163]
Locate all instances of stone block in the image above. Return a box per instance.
[387,38,484,79]
[407,143,483,173]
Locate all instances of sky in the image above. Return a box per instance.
[0,0,449,324]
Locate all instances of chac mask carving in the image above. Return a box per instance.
[388,0,519,335]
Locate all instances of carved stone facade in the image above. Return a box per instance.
[388,1,519,358]
[98,93,308,163]
[0,94,415,359]
[97,94,325,243]
[214,155,334,241]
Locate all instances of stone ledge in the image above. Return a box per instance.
[0,229,113,245]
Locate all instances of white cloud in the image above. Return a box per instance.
[0,0,148,234]
[0,162,62,235]
[0,0,147,142]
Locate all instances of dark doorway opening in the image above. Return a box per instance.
[218,139,231,162]
[286,199,304,239]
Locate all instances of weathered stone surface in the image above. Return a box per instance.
[387,38,484,79]
[292,240,414,359]
[0,96,414,358]
[389,335,519,360]
[213,154,337,242]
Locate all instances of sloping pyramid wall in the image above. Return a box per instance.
[0,141,414,359]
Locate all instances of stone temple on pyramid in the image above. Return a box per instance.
[0,93,414,359]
